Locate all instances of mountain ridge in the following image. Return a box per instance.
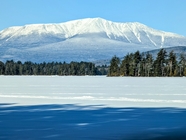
[0,18,186,63]
[1,18,185,41]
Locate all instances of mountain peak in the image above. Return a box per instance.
[1,18,184,38]
[1,18,186,63]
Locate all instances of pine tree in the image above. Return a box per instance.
[108,55,120,76]
[0,61,5,75]
[179,53,186,76]
[134,51,142,76]
[145,53,154,76]
[120,54,130,76]
[167,51,177,76]
[154,49,167,76]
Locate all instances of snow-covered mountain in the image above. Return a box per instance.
[0,18,186,63]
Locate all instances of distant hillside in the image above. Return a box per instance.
[94,46,186,66]
[145,46,186,58]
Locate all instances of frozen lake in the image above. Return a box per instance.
[1,76,186,139]
[0,76,186,108]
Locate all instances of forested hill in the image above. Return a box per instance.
[108,49,186,77]
[93,46,186,66]
[145,46,186,58]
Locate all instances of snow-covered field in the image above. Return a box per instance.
[0,76,186,108]
[0,76,186,139]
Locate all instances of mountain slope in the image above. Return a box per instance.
[93,46,186,66]
[0,18,186,63]
[145,46,186,58]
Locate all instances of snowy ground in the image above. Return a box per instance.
[0,76,186,139]
[1,76,186,108]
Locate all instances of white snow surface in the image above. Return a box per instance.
[1,76,186,140]
[0,76,186,108]
[0,18,184,38]
[1,18,186,63]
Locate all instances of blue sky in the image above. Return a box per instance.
[1,0,186,36]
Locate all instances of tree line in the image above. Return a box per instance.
[0,60,108,75]
[108,49,186,77]
[1,49,185,77]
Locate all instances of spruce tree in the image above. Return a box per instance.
[145,53,153,76]
[167,51,177,76]
[134,51,142,76]
[120,54,130,76]
[108,55,120,76]
[154,49,167,76]
[0,61,5,75]
[179,53,186,76]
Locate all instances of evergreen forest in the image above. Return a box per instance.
[108,49,186,77]
[0,61,108,75]
[0,49,186,76]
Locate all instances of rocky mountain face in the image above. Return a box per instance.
[0,18,186,63]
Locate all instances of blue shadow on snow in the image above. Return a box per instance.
[0,103,186,140]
